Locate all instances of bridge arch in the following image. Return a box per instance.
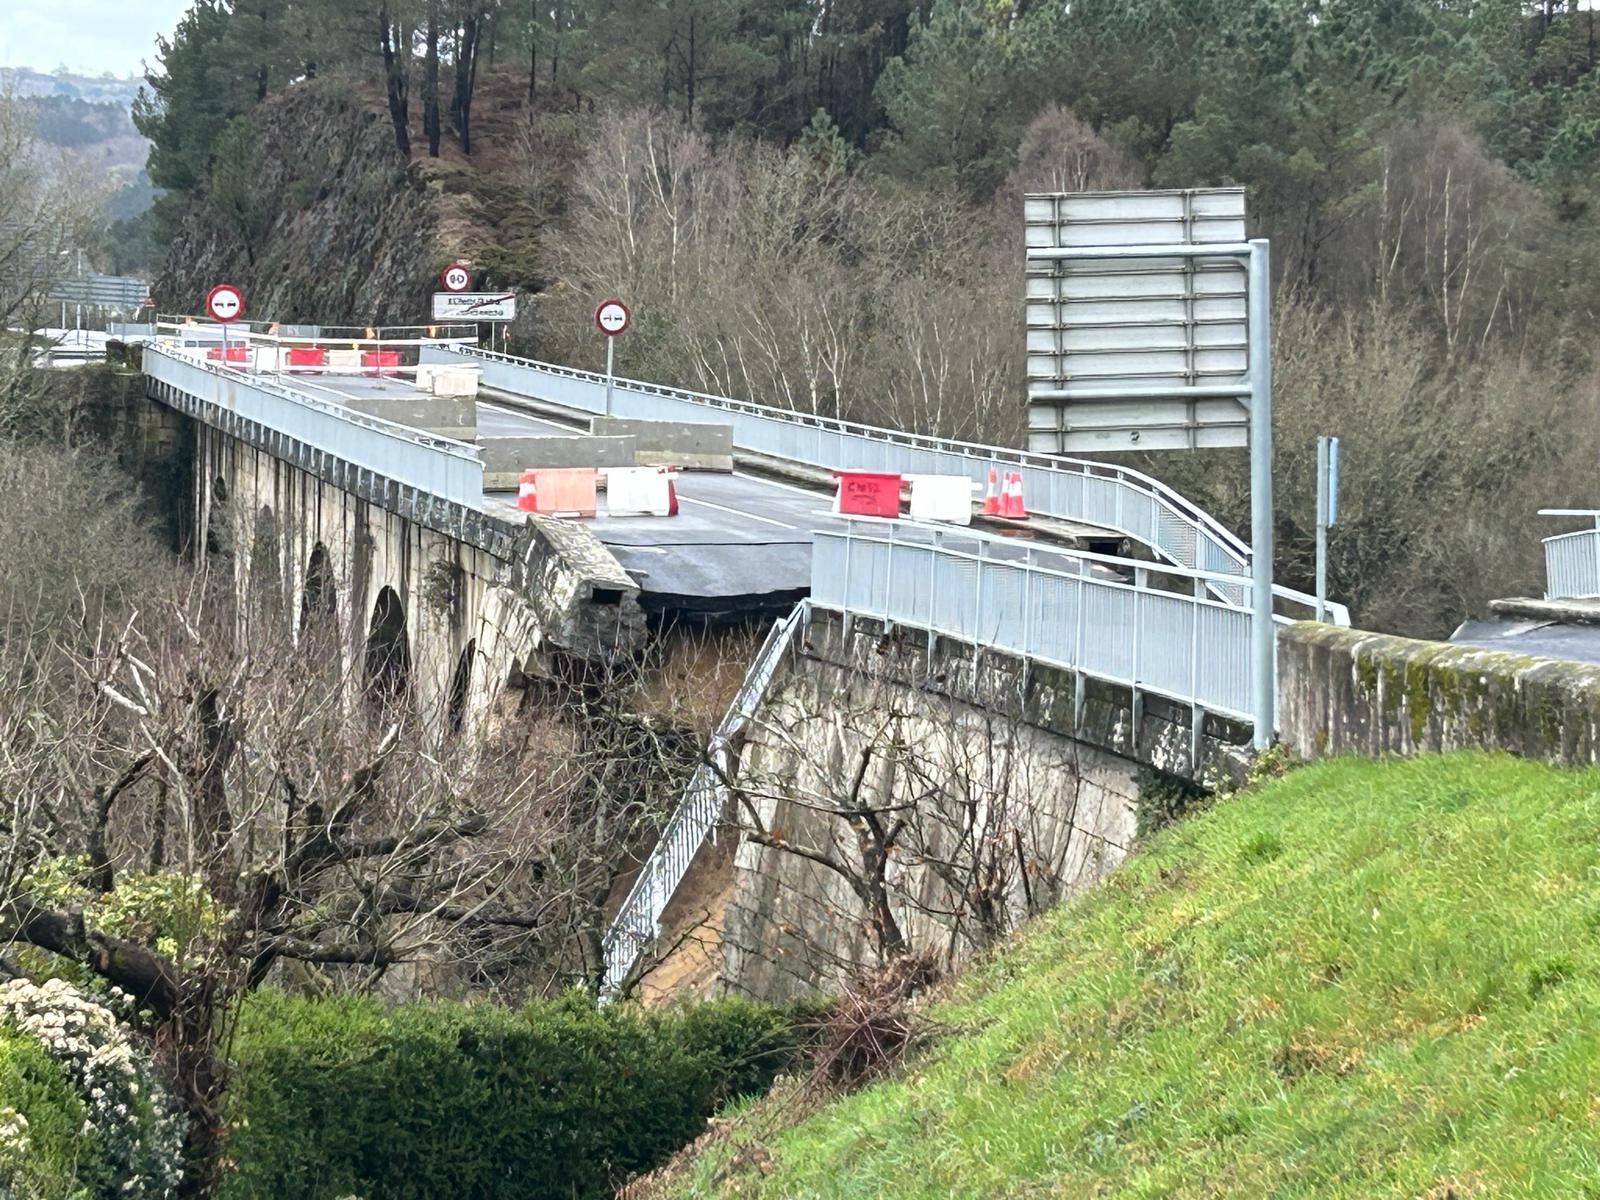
[299,542,338,634]
[205,475,231,563]
[249,505,283,616]
[447,638,476,736]
[364,586,412,712]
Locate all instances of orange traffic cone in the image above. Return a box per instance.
[517,469,538,511]
[662,466,680,516]
[982,465,1000,516]
[1004,471,1029,520]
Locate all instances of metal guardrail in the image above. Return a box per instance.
[599,604,804,997]
[1544,526,1600,599]
[812,520,1275,722]
[428,345,1347,625]
[145,346,485,505]
[157,315,479,347]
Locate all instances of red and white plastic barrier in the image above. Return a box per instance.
[906,474,976,525]
[604,466,679,517]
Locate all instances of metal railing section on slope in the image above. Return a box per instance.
[1543,527,1600,600]
[435,345,1347,625]
[145,345,485,505]
[811,518,1286,724]
[599,603,805,998]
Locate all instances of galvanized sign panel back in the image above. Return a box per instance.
[1025,187,1250,453]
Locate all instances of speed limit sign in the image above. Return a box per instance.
[440,262,472,293]
[594,298,630,336]
[206,283,245,323]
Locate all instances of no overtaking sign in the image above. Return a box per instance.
[594,299,629,336]
[206,283,244,323]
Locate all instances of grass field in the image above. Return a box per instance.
[668,754,1600,1198]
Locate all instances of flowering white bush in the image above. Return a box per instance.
[0,978,184,1198]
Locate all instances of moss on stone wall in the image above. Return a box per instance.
[1279,621,1600,767]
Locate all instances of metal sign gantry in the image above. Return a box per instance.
[1023,187,1275,747]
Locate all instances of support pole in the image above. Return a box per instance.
[1248,239,1275,750]
[1315,435,1329,623]
[604,335,616,417]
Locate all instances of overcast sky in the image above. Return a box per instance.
[0,0,191,78]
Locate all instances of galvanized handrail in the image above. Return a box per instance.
[156,315,479,346]
[145,345,485,505]
[433,345,1345,624]
[435,345,1246,539]
[811,522,1284,723]
[599,604,804,997]
[1542,525,1600,600]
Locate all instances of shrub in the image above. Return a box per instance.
[0,978,185,1199]
[219,990,815,1200]
[0,1021,90,1199]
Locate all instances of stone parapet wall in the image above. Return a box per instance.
[1278,621,1600,766]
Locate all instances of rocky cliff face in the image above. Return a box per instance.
[155,80,440,325]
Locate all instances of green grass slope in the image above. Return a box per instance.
[676,754,1600,1198]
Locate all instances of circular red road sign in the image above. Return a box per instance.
[594,298,630,336]
[206,283,245,323]
[440,262,472,293]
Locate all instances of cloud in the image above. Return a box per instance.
[0,0,191,78]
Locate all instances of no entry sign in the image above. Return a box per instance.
[440,262,472,293]
[594,298,630,336]
[206,283,245,323]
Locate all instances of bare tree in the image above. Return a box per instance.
[723,656,1108,995]
[0,89,107,416]
[0,446,742,1191]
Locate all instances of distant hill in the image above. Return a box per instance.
[3,67,154,231]
[0,67,143,108]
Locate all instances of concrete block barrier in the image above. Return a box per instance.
[479,435,636,490]
[416,363,481,398]
[589,416,733,471]
[336,393,477,442]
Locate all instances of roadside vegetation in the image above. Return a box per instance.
[650,754,1600,1198]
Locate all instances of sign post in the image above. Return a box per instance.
[1315,433,1340,623]
[594,298,630,416]
[1246,240,1274,746]
[206,282,245,368]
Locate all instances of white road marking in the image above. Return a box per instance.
[676,495,796,529]
[476,401,573,432]
[730,470,828,500]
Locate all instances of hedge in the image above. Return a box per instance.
[219,989,818,1199]
[0,1022,95,1199]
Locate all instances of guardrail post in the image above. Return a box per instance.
[1132,567,1147,756]
[1022,548,1035,670]
[1248,239,1276,750]
[842,522,855,642]
[972,538,985,669]
[885,519,897,631]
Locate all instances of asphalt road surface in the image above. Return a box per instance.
[473,396,1108,606]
